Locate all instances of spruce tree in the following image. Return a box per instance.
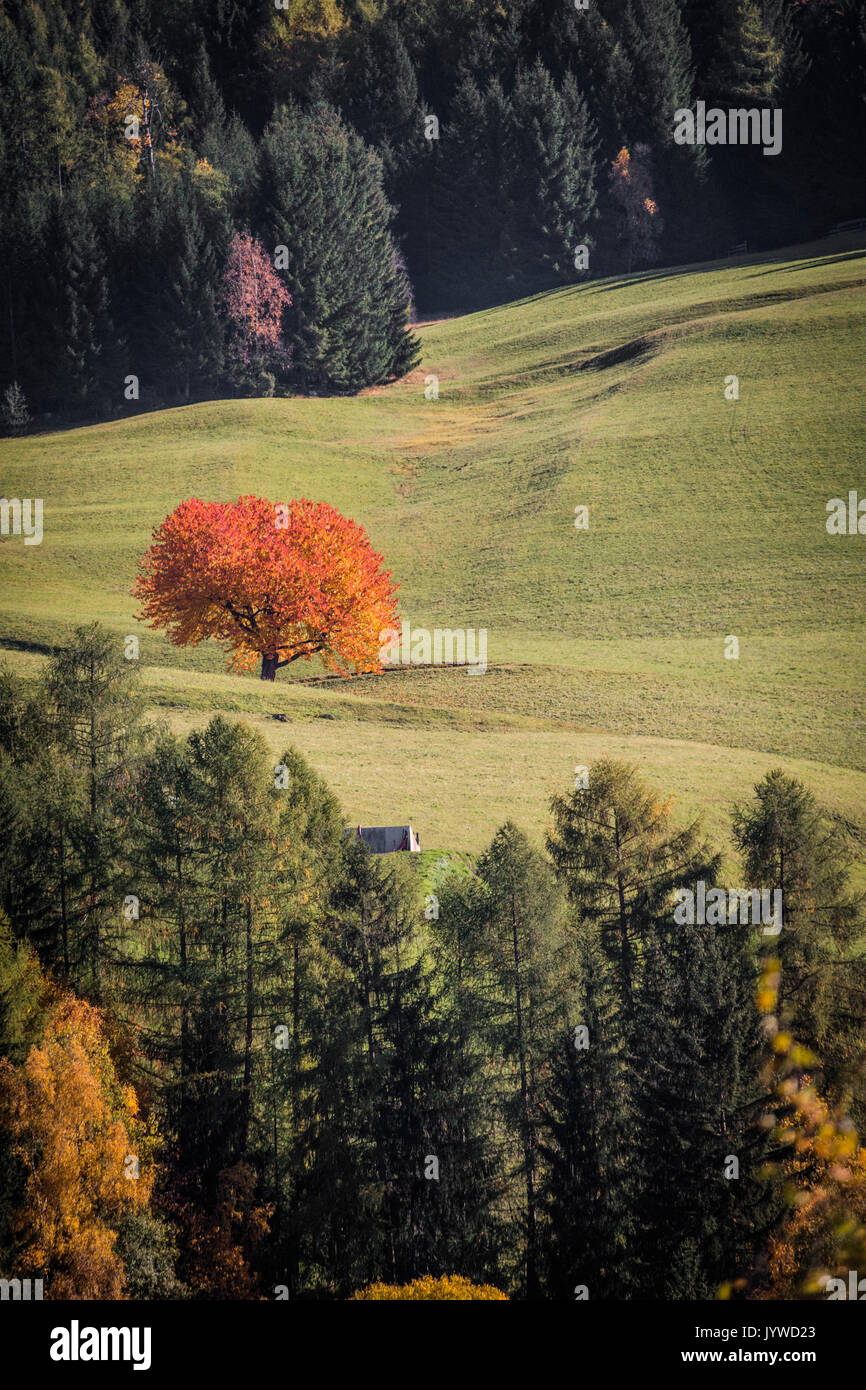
[475,822,573,1298]
[631,907,772,1298]
[126,167,226,403]
[539,927,636,1300]
[621,0,707,261]
[422,74,516,309]
[508,62,598,292]
[262,102,419,391]
[36,189,111,413]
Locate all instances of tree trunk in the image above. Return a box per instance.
[241,897,254,1151]
[613,811,633,1013]
[261,653,279,681]
[59,823,69,978]
[511,889,538,1299]
[176,835,188,1097]
[291,934,300,1128]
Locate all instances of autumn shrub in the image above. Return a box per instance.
[350,1274,507,1301]
[720,956,866,1300]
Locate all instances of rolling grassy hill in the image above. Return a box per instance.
[1,234,865,868]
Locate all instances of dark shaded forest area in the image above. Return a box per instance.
[1,0,864,420]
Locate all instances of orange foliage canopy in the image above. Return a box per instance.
[133,495,399,679]
[0,994,152,1299]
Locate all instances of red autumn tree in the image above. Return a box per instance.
[221,231,291,371]
[133,495,399,680]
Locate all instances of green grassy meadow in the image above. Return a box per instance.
[1,234,865,867]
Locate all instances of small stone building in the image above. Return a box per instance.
[352,824,421,853]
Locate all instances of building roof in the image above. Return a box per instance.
[351,824,421,853]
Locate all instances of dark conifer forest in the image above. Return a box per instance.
[1,0,864,420]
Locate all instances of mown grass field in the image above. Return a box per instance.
[1,234,865,869]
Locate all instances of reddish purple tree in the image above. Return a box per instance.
[221,232,291,373]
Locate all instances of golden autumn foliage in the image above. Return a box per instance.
[726,956,866,1300]
[350,1274,508,1300]
[763,1151,866,1299]
[610,146,631,184]
[266,0,351,58]
[0,994,154,1299]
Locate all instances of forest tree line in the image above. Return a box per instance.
[1,0,865,424]
[0,624,865,1299]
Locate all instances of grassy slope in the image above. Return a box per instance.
[1,235,865,865]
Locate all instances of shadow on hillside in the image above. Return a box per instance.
[745,250,866,277]
[579,336,656,370]
[0,636,55,657]
[588,265,710,294]
[564,237,866,299]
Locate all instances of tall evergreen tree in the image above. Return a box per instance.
[32,189,111,412]
[539,927,636,1300]
[262,102,419,391]
[123,166,227,404]
[475,822,572,1298]
[39,624,145,999]
[507,62,597,291]
[631,908,772,1298]
[621,0,707,260]
[732,769,866,1112]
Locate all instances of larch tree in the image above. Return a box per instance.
[0,992,153,1298]
[732,769,866,1115]
[133,494,399,681]
[42,624,146,1001]
[547,758,719,1022]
